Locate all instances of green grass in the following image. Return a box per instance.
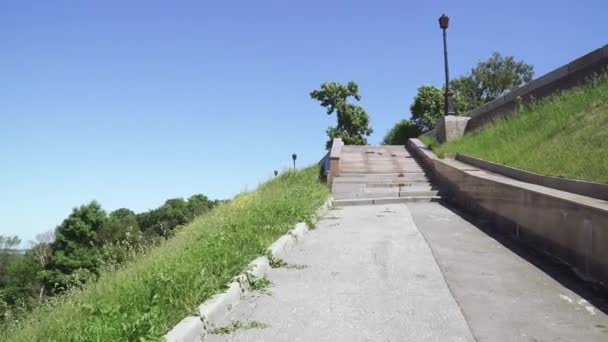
[1,166,329,341]
[419,135,440,150]
[432,78,608,184]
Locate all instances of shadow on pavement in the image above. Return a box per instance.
[439,200,608,315]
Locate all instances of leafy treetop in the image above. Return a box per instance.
[381,119,421,145]
[452,52,534,111]
[310,81,373,149]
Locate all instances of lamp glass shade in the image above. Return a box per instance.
[439,14,449,29]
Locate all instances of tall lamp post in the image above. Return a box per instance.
[439,14,455,117]
[292,153,297,170]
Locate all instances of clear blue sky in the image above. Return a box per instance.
[1,0,606,244]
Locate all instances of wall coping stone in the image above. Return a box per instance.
[330,138,343,159]
[407,139,608,214]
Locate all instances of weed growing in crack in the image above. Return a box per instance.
[265,253,307,270]
[266,253,287,268]
[210,320,270,334]
[283,263,309,270]
[304,217,317,230]
[250,277,272,291]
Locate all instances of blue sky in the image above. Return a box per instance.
[1,0,606,244]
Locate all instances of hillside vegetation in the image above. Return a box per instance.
[0,194,222,325]
[431,77,608,184]
[1,166,329,341]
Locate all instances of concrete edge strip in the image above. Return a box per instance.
[164,198,333,342]
[401,206,477,341]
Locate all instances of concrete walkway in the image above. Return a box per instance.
[206,203,608,341]
[408,202,608,341]
[207,204,473,341]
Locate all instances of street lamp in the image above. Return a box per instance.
[439,14,455,116]
[292,153,297,170]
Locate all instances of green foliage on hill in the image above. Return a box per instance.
[0,194,221,325]
[432,77,608,184]
[1,166,329,341]
[46,202,107,292]
[381,119,421,145]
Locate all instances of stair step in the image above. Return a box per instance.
[340,162,418,164]
[338,172,425,176]
[334,178,429,184]
[333,196,442,207]
[331,144,437,205]
[339,170,425,174]
[333,186,434,193]
[333,184,434,192]
[332,180,431,191]
[333,190,440,200]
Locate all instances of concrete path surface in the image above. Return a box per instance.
[206,203,608,341]
[207,204,474,341]
[408,202,608,341]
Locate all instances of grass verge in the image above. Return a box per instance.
[1,166,328,341]
[432,78,608,183]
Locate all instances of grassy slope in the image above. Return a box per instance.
[2,166,329,341]
[433,79,608,184]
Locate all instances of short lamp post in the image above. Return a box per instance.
[292,153,297,170]
[439,14,456,117]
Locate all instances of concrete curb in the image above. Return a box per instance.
[165,198,333,342]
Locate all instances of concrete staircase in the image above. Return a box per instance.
[330,144,440,207]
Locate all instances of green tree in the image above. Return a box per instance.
[452,52,534,111]
[0,236,20,251]
[96,209,144,267]
[310,81,373,149]
[0,236,41,322]
[410,85,443,133]
[2,253,40,307]
[97,208,140,245]
[410,85,470,132]
[449,75,483,112]
[44,201,107,292]
[409,85,467,132]
[0,236,21,289]
[29,232,54,300]
[186,194,213,219]
[138,198,190,238]
[381,119,421,145]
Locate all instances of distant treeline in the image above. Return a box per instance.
[0,194,224,322]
